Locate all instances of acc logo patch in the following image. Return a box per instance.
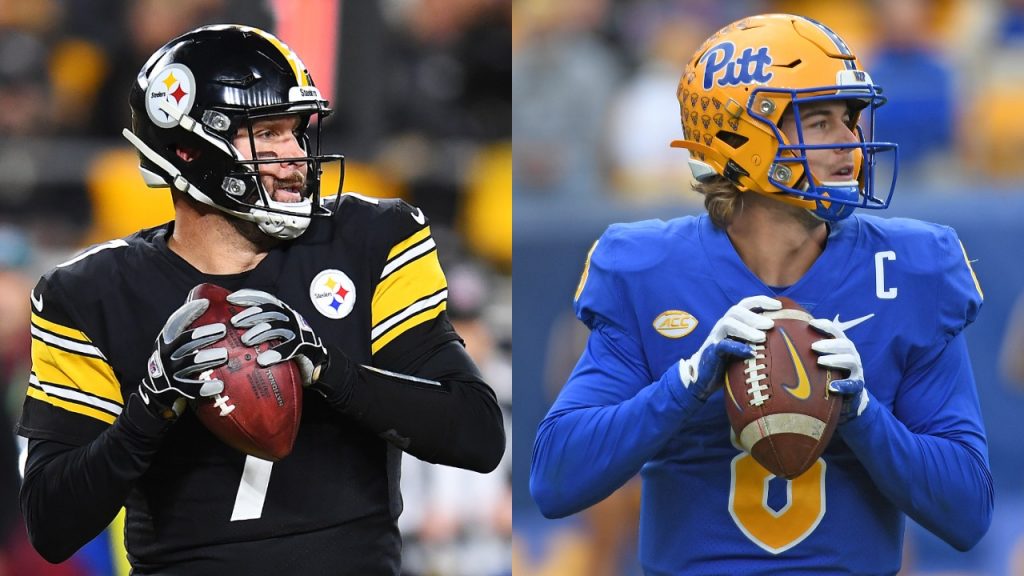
[309,269,356,319]
[653,310,698,338]
[146,63,196,128]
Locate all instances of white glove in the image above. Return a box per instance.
[810,318,869,423]
[678,295,782,400]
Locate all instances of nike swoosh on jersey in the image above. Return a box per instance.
[411,208,426,225]
[779,327,811,400]
[832,313,875,332]
[30,290,43,312]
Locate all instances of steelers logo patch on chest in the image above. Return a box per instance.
[309,269,356,319]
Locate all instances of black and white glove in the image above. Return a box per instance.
[226,289,329,386]
[139,298,228,420]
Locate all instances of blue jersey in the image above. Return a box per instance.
[531,214,992,575]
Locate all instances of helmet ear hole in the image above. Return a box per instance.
[175,147,201,162]
[717,132,748,149]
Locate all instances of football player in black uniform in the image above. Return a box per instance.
[17,25,505,575]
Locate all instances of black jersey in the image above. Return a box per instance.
[17,194,473,573]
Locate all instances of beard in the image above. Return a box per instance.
[224,172,308,249]
[227,215,283,252]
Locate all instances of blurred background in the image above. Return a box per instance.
[0,0,511,575]
[513,0,1024,575]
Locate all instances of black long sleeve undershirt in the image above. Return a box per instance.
[311,340,506,473]
[21,394,172,563]
[21,340,504,563]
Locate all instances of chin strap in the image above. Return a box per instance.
[799,174,860,222]
[123,128,209,198]
[251,199,313,240]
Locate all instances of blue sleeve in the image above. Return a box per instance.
[937,233,982,339]
[840,334,992,550]
[839,231,991,551]
[530,231,705,519]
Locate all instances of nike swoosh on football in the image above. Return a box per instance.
[779,328,811,400]
[411,208,426,225]
[831,313,875,332]
[30,290,43,312]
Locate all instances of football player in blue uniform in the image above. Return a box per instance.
[17,25,504,574]
[531,14,991,575]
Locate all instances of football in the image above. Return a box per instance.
[723,297,844,479]
[187,283,303,461]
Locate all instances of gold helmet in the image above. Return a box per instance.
[671,14,897,221]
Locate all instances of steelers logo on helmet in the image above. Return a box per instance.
[124,25,344,241]
[309,269,357,320]
[146,63,196,129]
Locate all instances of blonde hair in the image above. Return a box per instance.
[694,175,742,229]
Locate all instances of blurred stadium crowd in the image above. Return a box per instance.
[513,0,1024,575]
[0,0,511,575]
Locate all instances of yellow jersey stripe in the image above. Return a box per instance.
[381,237,435,280]
[387,227,432,261]
[372,252,447,328]
[373,289,448,341]
[959,241,984,300]
[575,240,599,302]
[27,385,118,425]
[371,302,447,355]
[31,325,105,358]
[33,340,123,405]
[31,313,90,342]
[29,374,122,416]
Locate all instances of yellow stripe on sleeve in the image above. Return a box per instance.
[387,227,431,261]
[26,386,117,424]
[372,251,447,327]
[371,302,447,354]
[33,339,123,405]
[32,312,90,342]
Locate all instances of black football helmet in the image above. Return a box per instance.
[123,24,343,239]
